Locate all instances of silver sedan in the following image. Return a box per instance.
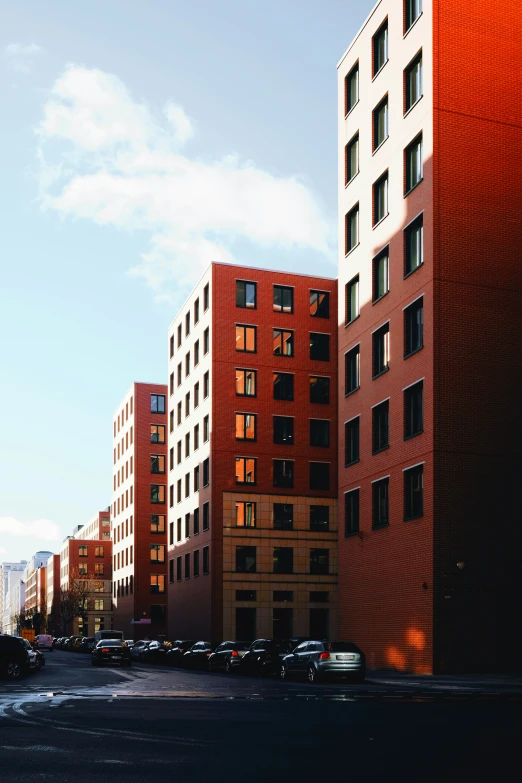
[280,640,365,683]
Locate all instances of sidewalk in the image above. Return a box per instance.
[367,669,522,694]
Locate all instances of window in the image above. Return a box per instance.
[310,505,329,532]
[345,417,360,466]
[373,248,389,302]
[185,312,190,336]
[203,546,209,574]
[170,410,174,433]
[405,51,423,111]
[94,563,104,576]
[194,465,200,492]
[177,479,182,503]
[236,280,257,309]
[310,290,330,318]
[236,501,256,528]
[345,133,359,184]
[373,20,388,76]
[169,521,174,546]
[177,402,182,425]
[404,380,423,438]
[203,415,209,442]
[372,477,389,529]
[203,327,210,354]
[404,214,423,275]
[176,556,182,581]
[373,171,389,225]
[184,553,190,579]
[194,381,199,409]
[235,412,256,441]
[236,546,256,573]
[177,323,182,347]
[193,508,200,535]
[310,462,330,490]
[193,549,200,578]
[372,323,390,377]
[203,283,209,310]
[345,346,360,394]
[169,558,174,583]
[372,400,389,453]
[310,549,329,575]
[177,362,182,387]
[405,0,422,32]
[194,297,200,324]
[203,458,209,486]
[273,416,294,444]
[236,368,257,397]
[185,472,190,498]
[150,544,165,563]
[150,424,165,444]
[79,545,88,557]
[273,459,294,488]
[373,97,388,150]
[78,563,88,575]
[151,455,165,474]
[176,517,182,542]
[310,592,329,604]
[203,502,209,531]
[345,204,359,254]
[95,546,104,558]
[236,324,257,352]
[404,464,424,520]
[345,62,359,114]
[170,371,174,395]
[185,513,190,538]
[194,340,200,366]
[273,591,293,602]
[273,372,294,401]
[94,599,104,611]
[176,440,182,465]
[150,575,165,594]
[235,457,256,484]
[405,134,423,193]
[310,375,330,404]
[151,484,166,504]
[273,503,293,530]
[345,275,359,325]
[170,334,174,358]
[273,329,294,357]
[310,332,330,361]
[185,432,190,458]
[273,547,293,574]
[310,419,330,447]
[404,297,424,356]
[236,590,256,601]
[273,285,294,313]
[345,489,360,536]
[151,394,165,414]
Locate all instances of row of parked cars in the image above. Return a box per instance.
[0,634,46,679]
[54,636,97,652]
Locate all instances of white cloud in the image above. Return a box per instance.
[4,42,43,73]
[36,66,334,301]
[0,517,61,542]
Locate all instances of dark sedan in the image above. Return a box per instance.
[79,637,96,654]
[208,641,251,673]
[91,640,132,668]
[181,641,215,669]
[240,638,309,677]
[141,641,171,664]
[165,640,196,667]
[0,635,31,679]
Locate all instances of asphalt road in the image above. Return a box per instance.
[1,652,521,782]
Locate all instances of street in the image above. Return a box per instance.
[1,652,522,782]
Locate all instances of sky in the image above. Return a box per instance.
[0,0,376,563]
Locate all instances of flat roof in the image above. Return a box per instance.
[337,0,383,70]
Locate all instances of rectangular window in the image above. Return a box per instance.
[345,275,359,324]
[185,311,190,336]
[310,462,330,491]
[177,402,182,425]
[203,545,209,574]
[150,544,165,563]
[373,248,389,302]
[236,590,256,601]
[372,477,389,528]
[405,134,423,193]
[194,297,200,324]
[310,419,330,447]
[373,20,388,76]
[79,545,88,557]
[345,62,359,114]
[345,489,360,536]
[236,412,256,440]
[405,0,422,32]
[94,563,104,575]
[345,204,359,254]
[150,424,165,444]
[236,546,256,573]
[177,440,182,464]
[176,479,182,503]
[185,472,190,498]
[193,508,200,535]
[194,381,199,408]
[236,457,256,484]
[345,417,360,466]
[170,334,174,359]
[273,372,294,401]
[151,485,166,504]
[310,375,330,404]
[273,503,293,530]
[404,297,424,356]
[373,171,389,224]
[194,423,199,450]
[203,502,210,531]
[176,556,182,581]
[194,340,200,366]
[273,329,294,357]
[273,591,293,602]
[185,432,190,458]
[373,97,389,150]
[273,459,294,488]
[203,326,210,354]
[151,514,166,534]
[177,362,182,387]
[372,400,389,453]
[194,465,200,492]
[372,323,390,377]
[404,214,423,275]
[236,368,257,397]
[273,285,294,313]
[203,458,209,486]
[94,545,104,557]
[150,455,165,474]
[236,280,257,309]
[310,548,329,575]
[185,513,190,538]
[176,517,182,542]
[273,547,293,574]
[94,599,104,611]
[273,416,294,444]
[404,464,424,520]
[203,283,209,310]
[310,505,329,532]
[310,332,330,361]
[236,324,257,353]
[170,371,174,395]
[185,392,190,417]
[404,380,423,438]
[170,409,174,432]
[150,574,165,594]
[236,501,256,528]
[405,51,423,111]
[193,549,200,578]
[203,415,209,442]
[151,394,165,414]
[169,558,174,583]
[78,563,88,575]
[345,133,359,184]
[169,521,173,546]
[177,323,182,348]
[310,290,330,318]
[345,345,360,394]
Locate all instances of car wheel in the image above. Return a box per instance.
[280,663,289,681]
[7,662,22,680]
[307,665,319,683]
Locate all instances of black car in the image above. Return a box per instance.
[165,640,196,667]
[79,637,96,654]
[91,640,132,668]
[0,634,31,679]
[208,641,251,673]
[240,638,309,677]
[141,641,171,664]
[181,641,215,669]
[17,637,45,671]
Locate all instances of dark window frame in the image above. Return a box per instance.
[344,489,360,536]
[273,285,294,314]
[345,345,360,395]
[344,62,359,115]
[345,417,360,466]
[236,280,257,309]
[236,368,257,397]
[372,322,390,378]
[404,297,424,357]
[236,324,257,353]
[273,415,294,445]
[372,247,390,303]
[404,380,424,439]
[372,399,390,454]
[310,290,330,319]
[273,372,294,401]
[404,464,424,520]
[372,477,390,529]
[273,328,294,357]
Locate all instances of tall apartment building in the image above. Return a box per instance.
[337,0,522,673]
[0,561,27,632]
[2,568,26,635]
[25,565,47,629]
[46,554,61,636]
[60,530,112,636]
[111,383,168,638]
[167,262,338,643]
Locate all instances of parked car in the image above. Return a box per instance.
[280,640,365,683]
[56,637,68,649]
[165,640,196,667]
[92,640,132,668]
[181,641,215,669]
[240,638,310,677]
[208,641,251,673]
[0,634,31,679]
[130,640,150,661]
[18,637,45,671]
[79,637,96,654]
[141,641,171,664]
[124,640,135,648]
[70,636,84,652]
[34,634,53,651]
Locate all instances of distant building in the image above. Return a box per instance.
[0,561,27,633]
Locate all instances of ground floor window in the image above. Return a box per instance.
[236,607,256,640]
[273,607,293,639]
[309,608,329,640]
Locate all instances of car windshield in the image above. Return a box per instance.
[325,642,360,652]
[234,642,251,651]
[98,641,122,648]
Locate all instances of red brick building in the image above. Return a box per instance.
[111,383,168,639]
[337,0,522,673]
[46,554,61,636]
[167,262,338,643]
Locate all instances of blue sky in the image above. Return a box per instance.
[0,0,375,563]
